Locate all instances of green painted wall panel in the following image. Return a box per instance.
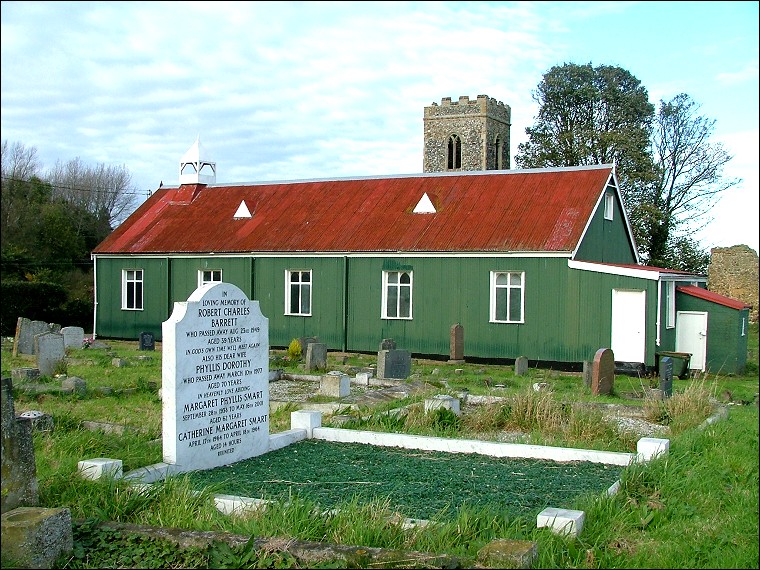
[169,258,253,308]
[94,257,169,340]
[575,190,637,264]
[252,257,346,350]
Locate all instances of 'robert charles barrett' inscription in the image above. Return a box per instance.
[162,282,269,472]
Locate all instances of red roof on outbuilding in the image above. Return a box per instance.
[677,285,753,310]
[94,165,615,255]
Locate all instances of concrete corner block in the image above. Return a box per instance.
[537,507,585,538]
[291,410,322,437]
[1,507,73,569]
[77,457,123,480]
[637,437,670,462]
[477,538,538,569]
[424,394,461,416]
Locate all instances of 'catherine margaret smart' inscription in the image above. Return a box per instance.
[162,282,269,472]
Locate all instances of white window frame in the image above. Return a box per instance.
[665,281,676,328]
[122,269,143,311]
[382,270,413,320]
[285,270,312,316]
[604,192,614,220]
[198,269,222,288]
[490,271,525,323]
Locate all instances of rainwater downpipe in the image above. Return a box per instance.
[342,255,348,352]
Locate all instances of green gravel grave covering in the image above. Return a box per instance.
[184,440,623,520]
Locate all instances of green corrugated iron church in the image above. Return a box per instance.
[91,95,751,374]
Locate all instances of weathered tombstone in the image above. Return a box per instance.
[591,348,615,396]
[1,377,39,512]
[424,394,461,416]
[60,326,85,350]
[298,336,319,355]
[11,368,40,384]
[582,360,592,388]
[34,332,65,378]
[514,356,529,376]
[319,371,350,397]
[379,338,397,351]
[449,323,464,363]
[139,331,156,351]
[162,282,269,473]
[61,377,87,396]
[377,349,411,380]
[305,342,328,372]
[659,356,673,398]
[13,318,53,356]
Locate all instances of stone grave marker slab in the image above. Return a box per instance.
[1,378,39,512]
[60,327,85,350]
[514,356,529,376]
[377,349,411,380]
[139,331,156,351]
[449,323,464,363]
[34,332,65,377]
[13,319,53,356]
[305,342,327,372]
[162,282,269,473]
[591,348,615,396]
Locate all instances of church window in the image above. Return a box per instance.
[447,134,462,170]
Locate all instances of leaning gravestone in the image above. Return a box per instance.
[162,282,269,473]
[377,349,411,380]
[305,342,327,372]
[34,332,65,378]
[591,348,615,396]
[13,318,53,356]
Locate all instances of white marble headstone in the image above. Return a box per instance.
[162,282,269,472]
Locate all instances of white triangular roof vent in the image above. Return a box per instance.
[413,192,436,214]
[234,200,251,219]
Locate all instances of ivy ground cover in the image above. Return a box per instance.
[184,439,623,521]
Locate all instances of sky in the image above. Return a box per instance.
[2,1,758,252]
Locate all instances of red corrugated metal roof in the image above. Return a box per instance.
[94,165,615,254]
[677,285,753,310]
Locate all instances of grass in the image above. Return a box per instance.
[1,324,758,569]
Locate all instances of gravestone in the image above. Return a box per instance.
[449,323,464,363]
[659,356,673,398]
[305,342,328,372]
[379,338,397,351]
[377,349,411,380]
[139,331,156,351]
[582,360,592,388]
[1,377,39,512]
[34,332,65,377]
[60,326,85,350]
[13,318,53,356]
[514,356,529,376]
[162,282,269,473]
[319,371,350,397]
[591,348,615,396]
[298,336,319,355]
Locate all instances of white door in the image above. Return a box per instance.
[676,311,708,371]
[611,289,646,363]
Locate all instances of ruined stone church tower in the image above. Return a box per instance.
[423,95,511,173]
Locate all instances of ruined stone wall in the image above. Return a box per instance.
[708,245,759,322]
[423,95,511,172]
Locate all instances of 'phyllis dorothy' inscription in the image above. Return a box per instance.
[162,282,270,472]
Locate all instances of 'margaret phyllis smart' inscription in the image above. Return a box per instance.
[162,282,269,472]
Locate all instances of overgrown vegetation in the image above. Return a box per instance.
[1,325,757,568]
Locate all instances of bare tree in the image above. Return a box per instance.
[47,157,138,227]
[1,139,41,181]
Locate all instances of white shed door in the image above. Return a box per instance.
[611,289,646,363]
[676,311,708,371]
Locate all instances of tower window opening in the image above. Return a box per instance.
[447,134,462,170]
